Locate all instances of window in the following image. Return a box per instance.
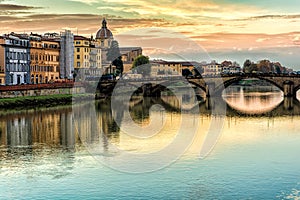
[76,41,80,45]
[77,48,80,52]
[77,55,80,59]
[77,62,80,67]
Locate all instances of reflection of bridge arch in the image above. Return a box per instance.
[157,94,300,117]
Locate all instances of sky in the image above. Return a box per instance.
[0,0,300,68]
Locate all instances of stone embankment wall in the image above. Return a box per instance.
[0,83,85,98]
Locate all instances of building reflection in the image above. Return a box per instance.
[0,108,79,148]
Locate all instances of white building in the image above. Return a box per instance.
[0,33,31,85]
[202,61,222,76]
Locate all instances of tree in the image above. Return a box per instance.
[112,56,123,76]
[275,65,281,74]
[182,68,192,77]
[243,59,258,73]
[257,59,271,73]
[106,40,123,76]
[132,55,150,76]
[132,55,149,68]
[243,59,252,73]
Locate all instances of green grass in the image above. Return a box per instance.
[0,93,95,109]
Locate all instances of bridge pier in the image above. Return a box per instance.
[142,84,152,97]
[283,97,294,110]
[206,82,215,97]
[283,81,294,97]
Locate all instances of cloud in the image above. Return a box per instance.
[0,13,176,35]
[0,4,42,10]
[245,14,300,20]
[68,0,98,5]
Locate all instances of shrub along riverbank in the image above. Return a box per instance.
[0,94,95,109]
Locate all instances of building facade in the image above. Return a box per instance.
[0,33,30,85]
[150,60,182,77]
[120,47,143,73]
[60,30,74,80]
[202,61,222,76]
[29,33,60,83]
[73,35,102,80]
[221,60,242,74]
[95,18,114,74]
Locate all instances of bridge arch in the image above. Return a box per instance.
[221,76,284,93]
[293,84,300,95]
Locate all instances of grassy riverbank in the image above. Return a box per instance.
[0,93,95,109]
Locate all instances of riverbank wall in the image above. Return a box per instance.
[0,82,86,98]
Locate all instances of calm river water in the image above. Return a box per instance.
[0,85,300,199]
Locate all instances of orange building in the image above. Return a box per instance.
[29,33,60,83]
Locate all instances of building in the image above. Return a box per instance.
[95,18,113,73]
[221,60,241,74]
[120,47,142,73]
[74,35,91,69]
[0,33,30,85]
[73,35,102,80]
[60,30,74,79]
[95,18,114,49]
[150,60,182,77]
[29,33,60,83]
[202,61,222,76]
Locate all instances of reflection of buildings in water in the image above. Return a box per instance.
[0,108,79,149]
[32,112,60,146]
[7,118,32,147]
[0,121,7,146]
[73,103,100,144]
[60,112,75,148]
[0,109,77,178]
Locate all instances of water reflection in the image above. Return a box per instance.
[223,85,284,114]
[1,88,300,199]
[0,107,77,179]
[0,89,300,176]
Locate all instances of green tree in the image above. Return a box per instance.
[243,59,252,73]
[106,40,123,76]
[132,55,150,76]
[275,65,281,74]
[182,68,192,77]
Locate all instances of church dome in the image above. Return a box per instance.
[96,18,113,39]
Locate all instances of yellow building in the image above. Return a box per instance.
[30,34,60,83]
[150,60,183,77]
[74,35,91,69]
[74,35,102,80]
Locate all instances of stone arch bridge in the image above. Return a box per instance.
[98,74,300,98]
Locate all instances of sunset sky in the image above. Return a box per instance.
[1,0,300,68]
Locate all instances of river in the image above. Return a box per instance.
[0,85,300,199]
